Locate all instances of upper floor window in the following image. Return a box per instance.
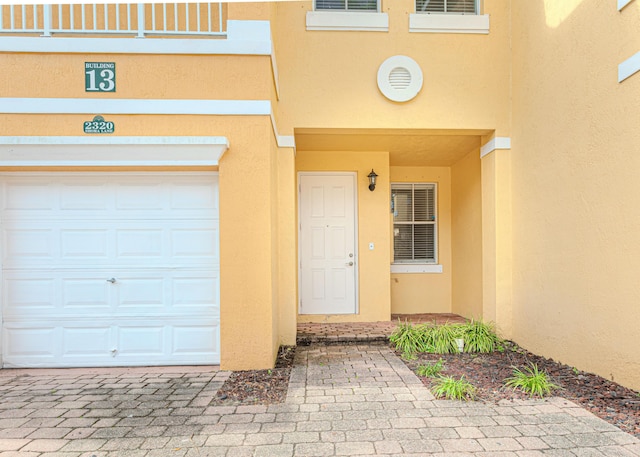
[416,0,478,14]
[315,0,379,12]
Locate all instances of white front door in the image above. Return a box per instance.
[299,173,357,314]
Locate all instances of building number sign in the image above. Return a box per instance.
[85,62,116,92]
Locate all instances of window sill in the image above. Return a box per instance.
[391,264,443,274]
[409,13,489,34]
[306,11,389,32]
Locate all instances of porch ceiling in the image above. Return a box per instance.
[294,128,492,167]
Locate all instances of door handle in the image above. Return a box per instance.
[106,278,117,284]
[346,261,354,266]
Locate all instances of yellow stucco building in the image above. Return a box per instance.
[1,0,639,391]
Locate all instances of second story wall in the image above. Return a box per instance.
[273,0,512,134]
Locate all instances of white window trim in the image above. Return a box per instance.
[391,264,443,274]
[391,182,439,268]
[306,11,389,32]
[409,13,489,34]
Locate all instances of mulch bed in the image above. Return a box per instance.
[211,346,295,406]
[401,341,640,438]
[211,342,640,439]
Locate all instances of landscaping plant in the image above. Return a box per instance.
[431,375,476,401]
[416,358,445,377]
[461,319,501,353]
[425,323,464,354]
[504,363,559,397]
[389,320,430,354]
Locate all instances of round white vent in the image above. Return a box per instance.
[377,56,423,102]
[388,67,412,90]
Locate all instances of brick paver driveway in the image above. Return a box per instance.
[0,344,638,456]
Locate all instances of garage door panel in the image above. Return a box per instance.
[117,326,165,356]
[116,229,163,258]
[63,327,111,356]
[170,182,218,210]
[1,173,220,367]
[172,276,218,307]
[62,278,110,308]
[3,222,217,269]
[117,278,165,307]
[173,325,219,355]
[60,183,109,210]
[4,278,56,309]
[171,228,218,258]
[3,320,220,367]
[4,228,54,261]
[2,181,55,211]
[61,229,109,258]
[115,183,165,211]
[4,326,58,360]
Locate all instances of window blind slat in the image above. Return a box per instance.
[315,0,378,11]
[416,0,476,14]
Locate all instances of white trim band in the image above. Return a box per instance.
[391,264,443,274]
[0,98,272,115]
[409,14,490,34]
[618,0,634,11]
[619,51,640,83]
[480,137,511,158]
[0,136,229,167]
[306,11,389,32]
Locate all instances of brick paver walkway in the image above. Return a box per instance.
[0,344,638,456]
[297,314,467,344]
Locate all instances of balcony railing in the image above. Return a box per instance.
[0,3,226,37]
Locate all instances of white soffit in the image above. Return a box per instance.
[306,11,389,32]
[409,14,490,34]
[377,55,423,102]
[0,136,229,167]
[619,51,640,82]
[480,137,511,158]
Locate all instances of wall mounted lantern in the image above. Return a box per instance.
[368,169,378,191]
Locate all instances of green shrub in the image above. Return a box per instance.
[460,319,501,353]
[432,375,476,401]
[504,363,559,397]
[424,323,464,354]
[389,321,423,354]
[416,359,445,377]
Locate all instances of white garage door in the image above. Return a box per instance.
[1,173,220,367]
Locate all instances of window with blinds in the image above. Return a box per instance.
[416,0,477,14]
[315,0,379,11]
[391,183,437,263]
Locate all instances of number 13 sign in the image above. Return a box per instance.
[85,62,116,92]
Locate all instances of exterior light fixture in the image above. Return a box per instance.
[368,169,378,191]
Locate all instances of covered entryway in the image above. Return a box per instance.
[0,172,220,367]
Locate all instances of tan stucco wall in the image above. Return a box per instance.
[389,166,452,314]
[510,0,640,389]
[451,149,483,319]
[295,150,391,323]
[0,53,272,101]
[272,0,512,135]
